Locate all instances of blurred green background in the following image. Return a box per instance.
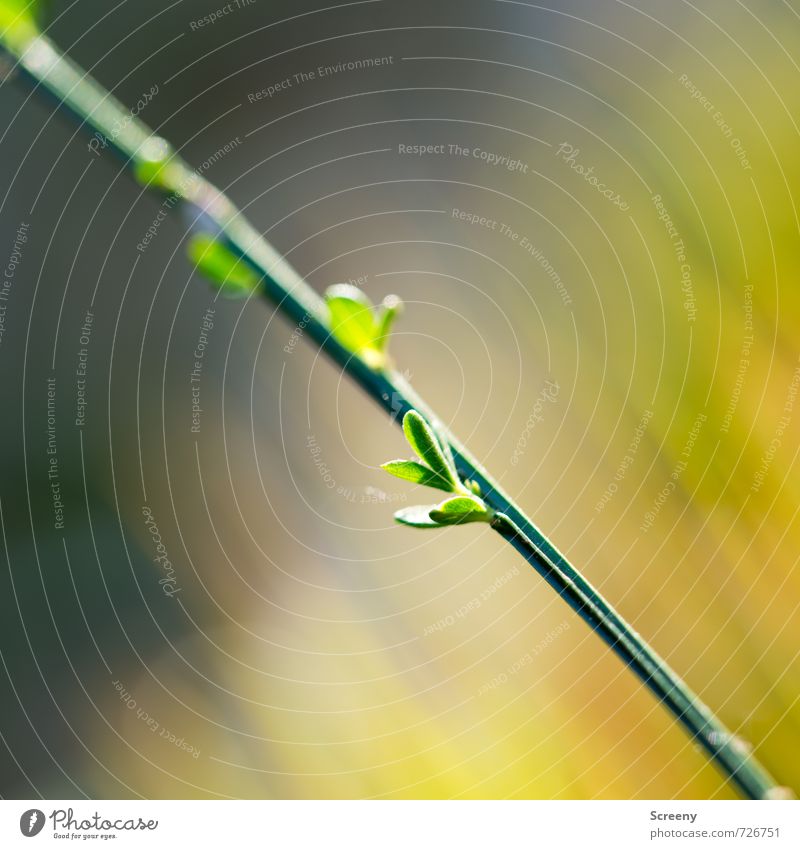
[0,0,798,799]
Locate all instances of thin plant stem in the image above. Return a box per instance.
[1,26,787,800]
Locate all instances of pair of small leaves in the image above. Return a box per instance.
[384,409,459,492]
[133,137,179,191]
[188,234,261,298]
[325,284,401,371]
[383,410,493,529]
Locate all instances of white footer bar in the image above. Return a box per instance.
[1,800,797,848]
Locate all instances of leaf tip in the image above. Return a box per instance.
[324,286,402,371]
[393,504,443,529]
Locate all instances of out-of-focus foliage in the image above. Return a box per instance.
[0,0,797,800]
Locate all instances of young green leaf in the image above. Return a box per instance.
[324,285,404,370]
[375,294,402,351]
[325,284,379,355]
[428,495,493,525]
[0,0,42,51]
[133,137,178,191]
[393,504,444,528]
[402,410,459,490]
[381,460,454,493]
[188,235,260,298]
[466,479,482,497]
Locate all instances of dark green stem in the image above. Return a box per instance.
[1,26,786,799]
[489,513,780,800]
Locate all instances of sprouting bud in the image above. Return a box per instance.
[382,410,493,529]
[0,1,42,52]
[324,284,402,371]
[187,234,260,298]
[133,136,178,191]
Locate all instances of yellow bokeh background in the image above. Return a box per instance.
[1,0,798,800]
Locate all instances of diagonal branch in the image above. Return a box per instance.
[0,17,786,799]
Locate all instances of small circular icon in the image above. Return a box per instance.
[19,809,46,837]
